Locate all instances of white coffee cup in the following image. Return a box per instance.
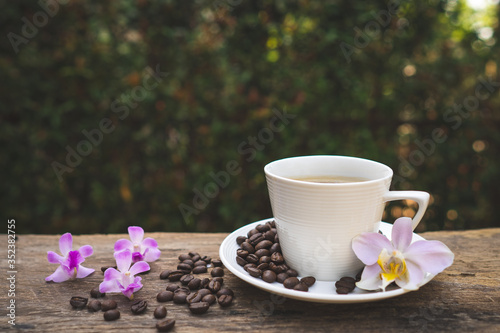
[264,155,429,281]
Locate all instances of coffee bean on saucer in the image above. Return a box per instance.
[245,254,259,264]
[276,272,288,283]
[131,299,148,314]
[271,252,284,264]
[301,276,316,287]
[356,269,363,282]
[90,287,105,298]
[336,287,351,295]
[212,259,223,267]
[156,319,175,332]
[283,277,300,289]
[101,300,117,311]
[154,306,167,319]
[293,282,309,292]
[286,269,299,278]
[269,243,281,254]
[157,291,174,302]
[236,256,248,267]
[247,228,260,237]
[262,270,277,283]
[218,295,233,307]
[256,224,270,232]
[240,242,255,254]
[257,263,269,271]
[70,296,88,309]
[236,236,247,245]
[211,267,224,277]
[189,301,210,314]
[255,240,273,251]
[247,267,262,278]
[87,300,101,312]
[103,309,120,321]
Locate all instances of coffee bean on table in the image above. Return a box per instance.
[262,270,277,283]
[208,280,221,293]
[103,309,120,321]
[70,296,88,309]
[218,295,233,307]
[167,270,184,281]
[180,274,194,285]
[90,287,105,298]
[101,299,117,311]
[189,301,210,314]
[174,287,190,295]
[200,278,210,289]
[182,259,195,267]
[283,277,300,289]
[191,254,201,262]
[211,267,224,277]
[178,254,191,261]
[194,260,207,267]
[197,289,212,298]
[177,263,192,273]
[87,300,101,312]
[166,284,179,292]
[188,277,201,290]
[131,299,148,314]
[212,259,223,267]
[201,255,211,264]
[157,291,174,302]
[173,292,188,304]
[193,266,207,274]
[202,294,216,305]
[156,318,175,332]
[186,292,202,304]
[301,276,316,287]
[160,270,172,280]
[154,306,167,319]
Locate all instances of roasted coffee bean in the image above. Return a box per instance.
[283,277,300,289]
[274,234,279,243]
[202,294,216,305]
[276,272,289,283]
[188,277,201,290]
[269,220,276,227]
[182,259,195,267]
[154,306,167,319]
[240,242,255,254]
[173,292,188,304]
[216,288,234,297]
[257,263,269,271]
[177,263,192,273]
[174,287,190,295]
[200,278,210,289]
[255,240,273,251]
[211,267,224,277]
[237,249,249,258]
[262,270,277,283]
[166,284,179,292]
[167,270,184,281]
[156,318,175,332]
[301,276,316,287]
[186,292,202,304]
[256,223,270,232]
[356,270,363,282]
[249,233,265,245]
[259,256,271,264]
[160,270,172,280]
[212,259,223,267]
[247,267,262,278]
[245,254,259,264]
[189,301,210,314]
[340,276,356,284]
[255,249,270,258]
[271,252,284,264]
[335,280,355,290]
[236,236,247,245]
[131,299,148,314]
[293,282,309,292]
[208,280,221,293]
[70,296,88,309]
[218,294,233,307]
[178,254,191,261]
[286,269,299,277]
[269,243,281,254]
[101,265,117,273]
[189,251,200,257]
[180,274,194,285]
[157,291,174,302]
[90,287,105,298]
[191,254,201,262]
[193,266,208,274]
[103,309,120,321]
[87,300,101,312]
[236,256,248,267]
[101,299,118,311]
[247,228,260,237]
[201,256,212,264]
[213,277,224,284]
[264,230,276,241]
[336,286,351,294]
[197,288,211,297]
[243,263,256,271]
[194,260,207,267]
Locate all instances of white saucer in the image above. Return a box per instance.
[219,218,434,304]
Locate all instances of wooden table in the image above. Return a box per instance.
[2,228,499,332]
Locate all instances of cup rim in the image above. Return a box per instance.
[264,155,393,186]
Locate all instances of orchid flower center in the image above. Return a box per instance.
[377,248,407,288]
[122,271,133,287]
[133,243,141,253]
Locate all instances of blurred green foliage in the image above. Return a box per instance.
[1,0,499,234]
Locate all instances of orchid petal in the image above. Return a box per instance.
[66,250,84,270]
[103,267,122,281]
[131,252,144,263]
[45,266,71,283]
[128,226,144,244]
[142,237,158,248]
[352,232,392,265]
[129,261,150,276]
[355,263,382,291]
[59,233,73,256]
[143,247,161,262]
[78,245,93,258]
[115,250,132,272]
[391,217,413,252]
[99,279,121,293]
[114,239,133,252]
[396,260,424,291]
[47,251,64,264]
[76,265,95,279]
[404,240,454,275]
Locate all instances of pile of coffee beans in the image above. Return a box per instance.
[235,220,317,292]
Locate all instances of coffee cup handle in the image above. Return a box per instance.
[382,191,430,230]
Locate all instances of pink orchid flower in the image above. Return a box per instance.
[45,233,94,282]
[99,249,150,299]
[114,226,160,263]
[352,217,454,291]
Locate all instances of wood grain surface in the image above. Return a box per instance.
[1,228,499,332]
